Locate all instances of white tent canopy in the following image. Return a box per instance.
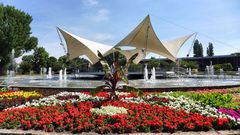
[104,15,194,64]
[162,33,195,59]
[57,27,113,64]
[104,15,176,62]
[107,33,194,64]
[57,15,195,64]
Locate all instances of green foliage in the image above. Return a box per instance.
[214,63,233,71]
[0,4,37,75]
[19,55,34,74]
[91,49,142,100]
[191,93,233,108]
[0,87,7,92]
[19,52,91,74]
[58,55,67,68]
[68,58,90,72]
[128,63,142,72]
[104,51,126,66]
[193,39,203,57]
[47,56,58,72]
[90,85,107,96]
[169,91,239,109]
[207,42,214,56]
[33,47,49,73]
[148,57,160,69]
[123,85,143,97]
[179,60,198,69]
[159,61,175,69]
[221,63,233,71]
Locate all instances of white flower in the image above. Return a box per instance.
[5,91,105,110]
[90,106,128,116]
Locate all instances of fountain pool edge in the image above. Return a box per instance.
[3,84,240,93]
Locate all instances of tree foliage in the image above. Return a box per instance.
[19,55,34,74]
[148,57,160,69]
[193,39,203,57]
[214,63,233,71]
[207,42,214,56]
[33,47,49,73]
[47,56,59,72]
[179,60,198,69]
[0,4,37,74]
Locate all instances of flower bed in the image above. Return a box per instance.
[0,91,42,100]
[0,91,42,111]
[0,89,239,133]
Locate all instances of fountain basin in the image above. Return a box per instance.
[1,75,240,92]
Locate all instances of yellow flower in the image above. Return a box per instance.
[0,91,42,100]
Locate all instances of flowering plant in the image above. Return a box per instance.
[0,91,42,100]
[90,105,128,116]
[91,50,143,100]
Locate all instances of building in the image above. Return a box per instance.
[181,55,240,71]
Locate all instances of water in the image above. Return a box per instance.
[1,75,240,89]
[9,49,16,77]
[238,68,240,76]
[59,70,63,81]
[206,64,214,77]
[64,68,67,81]
[47,67,52,79]
[150,67,156,81]
[188,68,192,76]
[144,64,148,80]
[210,65,214,75]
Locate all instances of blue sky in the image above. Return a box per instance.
[1,0,240,59]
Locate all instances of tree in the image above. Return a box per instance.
[207,42,214,56]
[19,55,34,74]
[58,55,68,69]
[193,39,203,57]
[68,57,90,72]
[33,47,49,73]
[47,56,59,72]
[148,57,160,69]
[179,60,198,69]
[0,4,37,75]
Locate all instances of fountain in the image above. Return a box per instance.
[188,68,192,76]
[206,66,209,75]
[40,68,43,77]
[150,67,156,81]
[1,57,240,90]
[64,68,67,81]
[219,68,225,79]
[59,69,63,81]
[9,49,15,77]
[47,67,52,79]
[219,68,224,75]
[144,64,148,80]
[238,68,240,76]
[210,65,214,75]
[206,64,214,77]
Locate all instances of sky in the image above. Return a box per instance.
[1,0,240,60]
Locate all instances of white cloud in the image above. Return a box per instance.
[92,9,110,22]
[85,0,98,6]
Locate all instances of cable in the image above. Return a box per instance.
[56,27,67,55]
[150,14,240,51]
[187,33,197,57]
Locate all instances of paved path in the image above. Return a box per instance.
[0,129,239,135]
